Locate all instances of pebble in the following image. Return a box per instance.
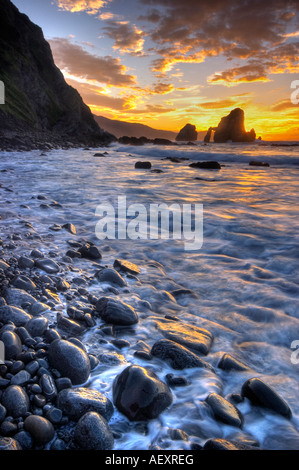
[218,353,250,372]
[1,385,30,417]
[0,305,32,327]
[24,415,55,445]
[206,393,244,428]
[57,387,114,421]
[96,268,127,287]
[18,256,35,269]
[47,339,91,385]
[10,370,32,386]
[96,297,138,326]
[35,258,60,274]
[0,330,22,359]
[25,317,48,337]
[74,411,114,450]
[113,364,173,421]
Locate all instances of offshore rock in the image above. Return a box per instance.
[175,123,197,141]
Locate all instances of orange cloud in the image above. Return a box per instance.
[55,0,110,14]
[102,21,145,54]
[49,38,136,87]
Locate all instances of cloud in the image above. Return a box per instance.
[151,83,174,94]
[208,63,270,85]
[271,99,298,112]
[197,98,241,109]
[55,0,109,15]
[49,37,136,87]
[102,21,145,54]
[128,104,176,114]
[139,0,299,78]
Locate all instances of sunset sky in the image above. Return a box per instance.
[13,0,299,140]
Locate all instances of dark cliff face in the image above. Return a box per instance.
[213,108,256,143]
[0,0,115,149]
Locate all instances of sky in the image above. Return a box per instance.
[12,0,299,140]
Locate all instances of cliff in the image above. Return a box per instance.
[0,0,115,150]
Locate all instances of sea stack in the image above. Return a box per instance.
[175,123,197,141]
[204,108,256,143]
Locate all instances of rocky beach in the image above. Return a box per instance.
[0,142,299,451]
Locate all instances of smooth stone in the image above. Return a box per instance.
[45,407,62,424]
[56,313,86,335]
[25,317,48,337]
[48,339,91,385]
[0,330,22,359]
[3,288,37,308]
[189,161,221,169]
[151,339,214,371]
[29,302,49,316]
[10,370,31,386]
[13,431,33,450]
[165,374,189,387]
[62,223,76,235]
[203,438,261,450]
[78,243,102,260]
[206,393,244,428]
[74,411,114,450]
[113,365,173,421]
[0,437,22,450]
[35,258,60,274]
[154,318,213,355]
[0,260,10,270]
[241,377,292,418]
[18,256,34,269]
[218,353,250,372]
[57,387,114,421]
[31,249,44,259]
[97,268,127,287]
[96,297,138,326]
[24,415,55,445]
[1,385,30,418]
[113,259,141,275]
[0,305,32,326]
[135,161,151,169]
[39,374,57,401]
[12,275,36,291]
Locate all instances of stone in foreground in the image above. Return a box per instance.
[96,297,138,326]
[74,411,114,450]
[57,387,114,421]
[48,339,91,385]
[241,377,292,419]
[206,393,244,428]
[113,365,173,421]
[151,339,214,370]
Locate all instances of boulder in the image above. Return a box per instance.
[213,108,256,143]
[206,393,244,427]
[189,161,221,169]
[113,365,173,421]
[175,123,197,141]
[151,338,214,370]
[135,161,152,169]
[96,297,138,326]
[0,305,32,326]
[74,412,114,450]
[57,387,114,421]
[47,339,91,385]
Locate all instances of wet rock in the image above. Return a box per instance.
[24,415,55,445]
[189,161,221,169]
[13,431,33,449]
[78,243,102,260]
[12,275,36,291]
[0,330,22,359]
[1,385,30,418]
[0,260,10,270]
[241,377,292,418]
[62,223,76,234]
[39,374,57,401]
[0,305,32,326]
[29,302,49,316]
[218,353,250,372]
[25,317,48,337]
[206,393,244,428]
[249,161,270,167]
[3,287,37,308]
[0,437,22,450]
[18,256,34,269]
[154,318,213,355]
[35,258,60,274]
[96,297,138,326]
[170,288,198,298]
[175,123,197,141]
[203,438,261,450]
[213,108,256,143]
[133,340,152,360]
[165,374,189,387]
[74,411,114,450]
[135,161,152,169]
[57,387,114,421]
[10,370,31,386]
[168,428,189,441]
[113,364,173,421]
[97,268,127,287]
[48,339,91,385]
[56,313,86,336]
[113,259,141,275]
[31,249,44,259]
[151,339,214,370]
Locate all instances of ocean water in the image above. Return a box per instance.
[0,141,299,450]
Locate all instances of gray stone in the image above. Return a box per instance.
[97,268,127,287]
[25,317,48,337]
[56,313,85,336]
[206,393,244,428]
[24,415,55,445]
[57,387,114,421]
[10,370,32,386]
[241,377,292,418]
[39,374,57,401]
[0,259,9,271]
[151,339,214,371]
[96,297,138,326]
[35,258,60,274]
[113,365,173,421]
[12,275,36,291]
[74,411,114,450]
[0,330,22,359]
[3,288,37,308]
[0,305,32,326]
[218,353,250,372]
[1,385,30,418]
[29,302,49,316]
[48,339,91,385]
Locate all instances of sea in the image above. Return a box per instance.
[0,140,299,450]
